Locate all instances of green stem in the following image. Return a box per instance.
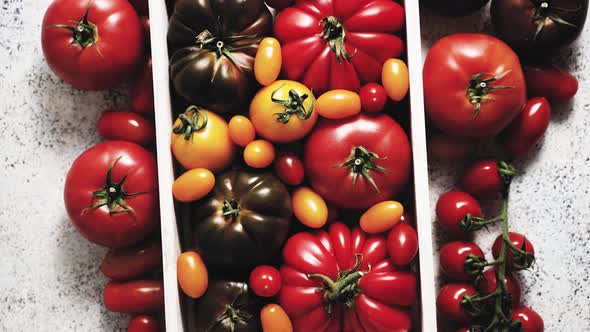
[271,84,314,123]
[466,71,513,120]
[335,146,390,193]
[320,16,355,62]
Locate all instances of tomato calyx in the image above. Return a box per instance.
[531,0,578,40]
[195,27,257,65]
[320,16,355,63]
[82,157,146,215]
[307,254,367,315]
[336,146,389,193]
[461,213,500,232]
[463,254,490,277]
[172,106,209,141]
[497,161,519,185]
[271,84,314,123]
[213,304,253,331]
[466,71,513,119]
[221,198,241,219]
[49,3,101,52]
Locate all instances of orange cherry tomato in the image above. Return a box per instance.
[244,140,275,168]
[292,187,328,228]
[255,37,282,86]
[261,304,293,332]
[382,59,409,102]
[360,200,404,234]
[177,251,208,299]
[315,89,361,119]
[228,115,256,147]
[172,168,215,202]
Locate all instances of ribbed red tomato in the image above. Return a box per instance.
[274,0,405,94]
[279,222,416,332]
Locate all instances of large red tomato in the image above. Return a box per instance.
[423,34,526,138]
[274,0,405,94]
[304,114,411,209]
[42,0,144,90]
[64,141,159,248]
[280,222,416,332]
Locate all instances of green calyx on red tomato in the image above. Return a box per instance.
[172,106,209,140]
[49,5,98,50]
[335,146,389,193]
[319,16,354,62]
[271,84,314,123]
[466,70,513,119]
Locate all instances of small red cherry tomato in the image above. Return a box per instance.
[492,232,535,271]
[428,133,473,161]
[274,153,304,186]
[502,97,551,157]
[104,280,164,314]
[359,83,388,113]
[131,58,154,115]
[435,191,483,238]
[439,241,485,281]
[512,306,544,332]
[461,160,517,198]
[387,223,418,267]
[524,66,578,103]
[98,111,155,146]
[436,283,477,323]
[100,237,162,281]
[249,265,282,297]
[476,268,522,308]
[127,315,159,332]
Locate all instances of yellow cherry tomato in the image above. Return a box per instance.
[261,304,293,332]
[172,168,215,202]
[250,80,318,143]
[360,200,404,234]
[292,187,328,228]
[316,89,362,119]
[381,59,409,102]
[229,115,256,147]
[171,106,234,172]
[255,38,282,86]
[244,140,275,168]
[177,251,208,299]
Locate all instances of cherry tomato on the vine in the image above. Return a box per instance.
[360,200,404,234]
[435,191,483,237]
[104,280,164,314]
[172,168,215,203]
[249,265,282,297]
[274,153,304,186]
[291,187,328,228]
[255,38,282,86]
[177,251,208,299]
[260,304,293,332]
[524,66,579,103]
[382,58,409,102]
[476,268,521,308]
[127,315,159,332]
[502,97,551,157]
[387,223,418,267]
[439,241,485,281]
[492,232,535,271]
[98,111,155,146]
[316,90,361,119]
[461,160,516,198]
[359,83,388,113]
[512,306,544,332]
[436,283,476,323]
[244,140,275,168]
[228,115,256,147]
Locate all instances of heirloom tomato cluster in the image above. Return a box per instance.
[166,0,418,330]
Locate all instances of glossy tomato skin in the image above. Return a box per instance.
[524,66,579,103]
[492,232,535,270]
[435,191,483,237]
[172,168,215,203]
[316,90,361,119]
[274,153,304,186]
[439,241,485,281]
[101,237,162,280]
[461,160,506,198]
[423,34,526,138]
[260,304,293,332]
[502,97,551,156]
[244,140,276,168]
[292,187,328,229]
[304,114,411,209]
[381,58,409,102]
[436,283,476,323]
[131,59,154,115]
[250,265,282,297]
[64,141,159,248]
[104,280,164,314]
[476,269,522,308]
[279,222,415,332]
[359,83,387,113]
[512,306,544,332]
[98,111,155,146]
[255,37,282,86]
[274,0,405,94]
[42,0,143,90]
[387,223,418,267]
[127,315,159,332]
[422,0,489,16]
[177,251,208,299]
[360,201,404,234]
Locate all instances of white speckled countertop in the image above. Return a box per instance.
[0,1,588,331]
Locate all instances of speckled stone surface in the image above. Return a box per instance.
[422,4,590,331]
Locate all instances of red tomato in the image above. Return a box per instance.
[423,34,526,138]
[98,111,155,146]
[127,315,159,332]
[280,222,416,331]
[64,141,159,248]
[387,223,418,267]
[104,280,164,314]
[250,265,282,297]
[436,283,477,323]
[132,59,154,115]
[502,97,551,157]
[129,0,149,16]
[492,232,535,271]
[140,16,150,52]
[439,241,485,281]
[524,66,579,103]
[461,160,517,198]
[476,269,521,308]
[512,306,544,332]
[359,83,388,113]
[428,133,473,161]
[42,0,143,90]
[100,237,162,280]
[274,0,405,94]
[435,191,483,238]
[304,114,411,209]
[274,153,304,186]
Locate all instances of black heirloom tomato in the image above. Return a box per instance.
[168,0,272,114]
[191,171,292,270]
[423,0,490,17]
